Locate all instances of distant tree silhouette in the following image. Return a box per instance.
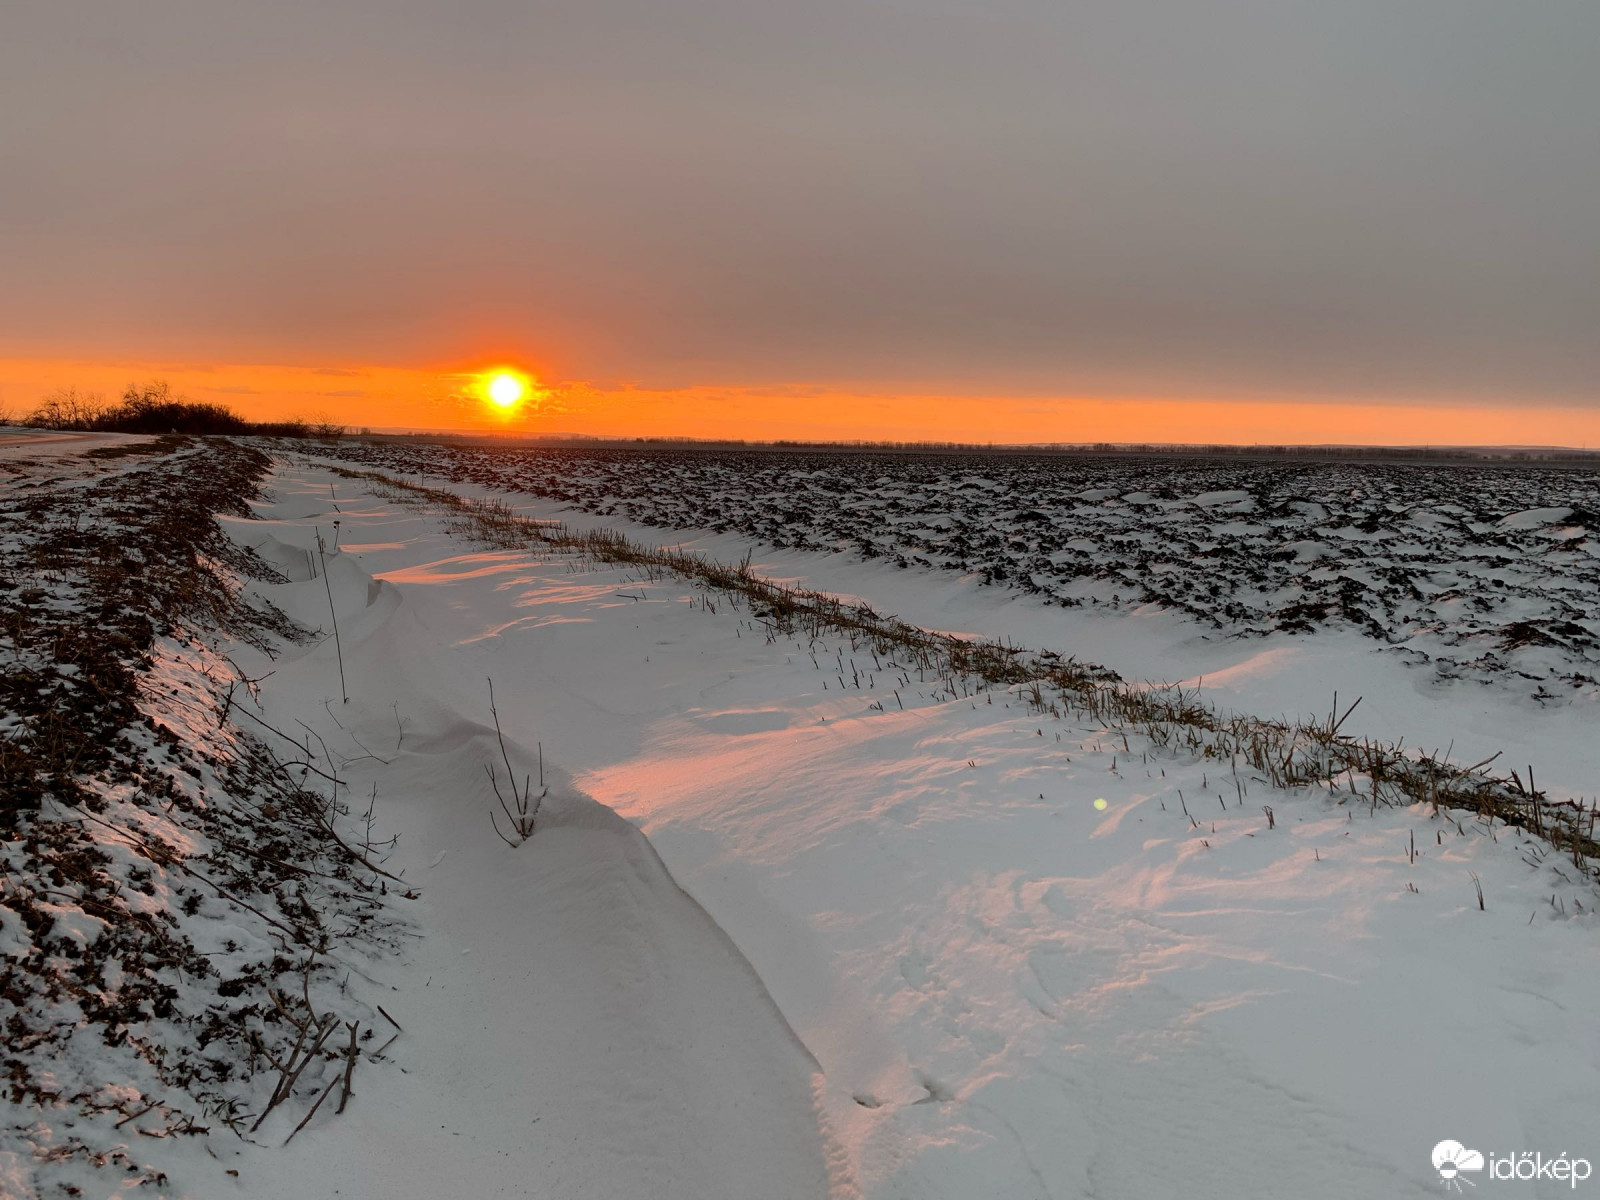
[25,386,110,430]
[24,380,339,438]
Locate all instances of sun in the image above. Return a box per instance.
[476,368,537,418]
[486,372,525,410]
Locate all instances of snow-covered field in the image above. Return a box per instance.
[204,456,1595,1200]
[315,441,1600,704]
[2,436,1595,1198]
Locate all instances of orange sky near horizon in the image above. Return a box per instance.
[3,357,1598,448]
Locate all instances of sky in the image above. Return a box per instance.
[2,1,1597,443]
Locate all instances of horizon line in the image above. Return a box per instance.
[342,428,1600,460]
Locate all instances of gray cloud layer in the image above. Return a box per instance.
[3,0,1596,402]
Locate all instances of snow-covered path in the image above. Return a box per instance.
[221,462,1598,1200]
[218,473,833,1200]
[275,792,832,1200]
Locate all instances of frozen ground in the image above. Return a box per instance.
[310,441,1600,705]
[0,439,412,1198]
[211,458,1597,1200]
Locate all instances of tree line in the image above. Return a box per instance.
[7,381,344,438]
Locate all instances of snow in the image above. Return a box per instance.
[246,788,832,1200]
[0,439,415,1197]
[1499,506,1576,531]
[201,460,1598,1199]
[382,479,1598,800]
[209,476,833,1200]
[298,439,1600,706]
[1188,487,1255,507]
[0,428,149,461]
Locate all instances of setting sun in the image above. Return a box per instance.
[486,372,526,410]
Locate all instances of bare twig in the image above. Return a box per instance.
[317,529,348,703]
[336,1021,359,1114]
[283,1073,342,1146]
[485,678,546,846]
[115,1101,161,1129]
